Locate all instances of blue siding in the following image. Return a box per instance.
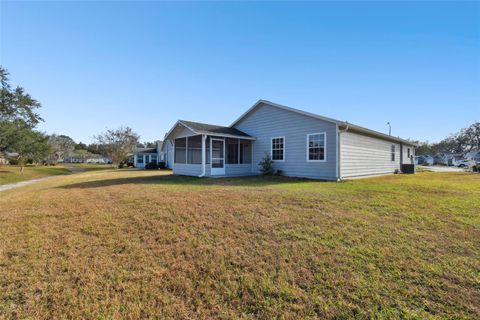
[173,163,202,176]
[225,164,254,176]
[234,103,338,180]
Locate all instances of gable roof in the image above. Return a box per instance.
[231,100,416,146]
[164,120,255,141]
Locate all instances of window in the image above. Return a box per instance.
[307,133,326,161]
[174,138,186,164]
[271,137,284,161]
[187,135,202,164]
[151,154,158,163]
[136,154,144,164]
[407,148,411,158]
[391,145,395,161]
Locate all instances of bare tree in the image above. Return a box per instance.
[94,126,139,167]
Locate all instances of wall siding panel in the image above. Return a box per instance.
[234,103,338,180]
[340,131,401,178]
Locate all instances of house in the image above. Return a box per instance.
[163,100,416,180]
[434,153,464,166]
[133,141,164,168]
[465,151,480,163]
[64,155,111,164]
[415,155,434,166]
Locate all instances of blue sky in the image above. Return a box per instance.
[1,1,479,144]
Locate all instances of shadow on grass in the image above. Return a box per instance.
[57,173,317,189]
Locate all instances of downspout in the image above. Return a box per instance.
[199,134,207,178]
[337,122,350,181]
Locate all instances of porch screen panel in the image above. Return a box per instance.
[187,135,202,164]
[174,138,186,164]
[240,140,252,164]
[226,138,238,164]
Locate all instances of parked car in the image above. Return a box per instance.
[455,160,471,168]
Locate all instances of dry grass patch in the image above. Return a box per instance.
[0,170,479,319]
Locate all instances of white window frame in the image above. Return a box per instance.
[306,132,327,162]
[391,144,396,162]
[270,136,285,162]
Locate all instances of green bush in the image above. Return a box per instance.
[158,161,166,169]
[145,162,158,170]
[258,152,274,175]
[8,158,18,165]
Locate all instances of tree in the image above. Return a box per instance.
[48,134,76,163]
[1,66,44,162]
[0,66,43,128]
[75,142,88,150]
[8,127,50,169]
[93,126,139,167]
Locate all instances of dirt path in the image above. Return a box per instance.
[0,176,58,192]
[0,167,89,192]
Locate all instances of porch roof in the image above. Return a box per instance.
[166,120,256,140]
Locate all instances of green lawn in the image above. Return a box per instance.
[0,164,113,185]
[0,170,479,319]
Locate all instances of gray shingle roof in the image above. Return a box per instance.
[179,120,252,138]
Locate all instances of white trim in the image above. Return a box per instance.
[336,125,340,180]
[230,99,415,146]
[231,100,341,128]
[270,136,285,162]
[165,120,256,141]
[207,133,256,140]
[306,132,327,162]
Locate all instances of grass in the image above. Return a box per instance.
[0,164,112,185]
[0,171,479,319]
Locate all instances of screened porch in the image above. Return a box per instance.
[173,135,253,176]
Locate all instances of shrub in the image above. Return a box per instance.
[145,162,159,170]
[258,152,274,175]
[8,158,19,165]
[158,161,166,169]
[472,165,479,173]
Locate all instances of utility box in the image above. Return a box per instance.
[401,164,415,174]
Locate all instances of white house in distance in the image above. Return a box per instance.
[162,100,416,180]
[133,141,164,168]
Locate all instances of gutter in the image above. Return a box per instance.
[337,123,350,181]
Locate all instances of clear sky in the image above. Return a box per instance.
[1,1,479,144]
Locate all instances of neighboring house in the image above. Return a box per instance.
[64,155,111,164]
[161,140,174,169]
[133,141,164,168]
[465,151,480,163]
[415,155,434,166]
[434,153,464,166]
[163,100,416,180]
